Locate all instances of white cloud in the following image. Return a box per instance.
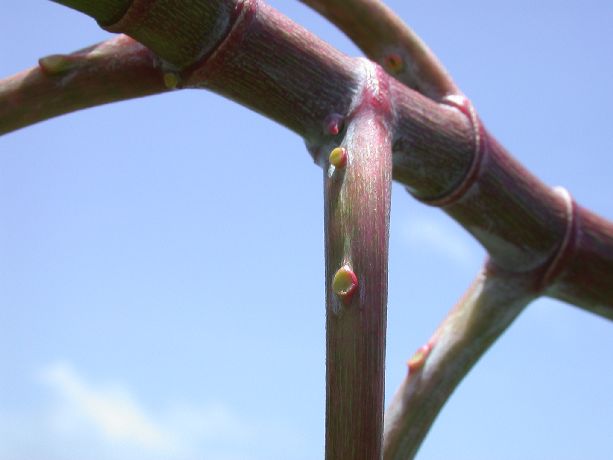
[40,362,175,452]
[32,361,308,460]
[401,214,481,267]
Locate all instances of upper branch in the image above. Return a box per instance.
[51,0,131,25]
[300,0,459,101]
[0,35,167,135]
[3,0,613,317]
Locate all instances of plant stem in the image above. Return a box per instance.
[53,0,237,69]
[323,61,393,459]
[300,0,458,101]
[51,0,131,25]
[0,35,166,134]
[3,0,612,318]
[384,264,536,459]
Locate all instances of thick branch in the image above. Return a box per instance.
[54,0,237,69]
[51,0,131,25]
[4,0,613,318]
[322,60,393,459]
[547,203,613,317]
[383,265,535,459]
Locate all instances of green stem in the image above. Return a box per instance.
[383,264,535,459]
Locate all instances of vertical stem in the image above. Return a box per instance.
[323,61,393,459]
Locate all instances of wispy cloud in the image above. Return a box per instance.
[33,361,307,460]
[40,362,175,452]
[401,214,481,267]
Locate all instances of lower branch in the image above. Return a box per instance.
[383,263,536,459]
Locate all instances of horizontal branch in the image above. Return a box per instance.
[0,35,167,135]
[51,0,131,25]
[547,203,613,317]
[3,0,612,318]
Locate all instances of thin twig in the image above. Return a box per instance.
[0,35,167,135]
[383,263,536,459]
[300,0,459,101]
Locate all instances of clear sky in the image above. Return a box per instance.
[1,1,612,459]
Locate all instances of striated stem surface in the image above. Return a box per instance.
[2,0,612,316]
[51,0,131,24]
[1,0,612,456]
[547,203,613,317]
[322,60,393,459]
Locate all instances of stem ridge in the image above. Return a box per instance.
[414,95,485,207]
[540,186,578,290]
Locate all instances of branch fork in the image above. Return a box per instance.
[2,1,613,459]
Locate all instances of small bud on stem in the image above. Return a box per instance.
[329,147,348,168]
[332,264,358,303]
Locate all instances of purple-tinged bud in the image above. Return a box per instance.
[324,113,344,136]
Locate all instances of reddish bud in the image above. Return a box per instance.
[408,344,432,374]
[324,113,344,136]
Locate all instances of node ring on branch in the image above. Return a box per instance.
[409,94,485,208]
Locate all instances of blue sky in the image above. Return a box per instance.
[1,1,612,459]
